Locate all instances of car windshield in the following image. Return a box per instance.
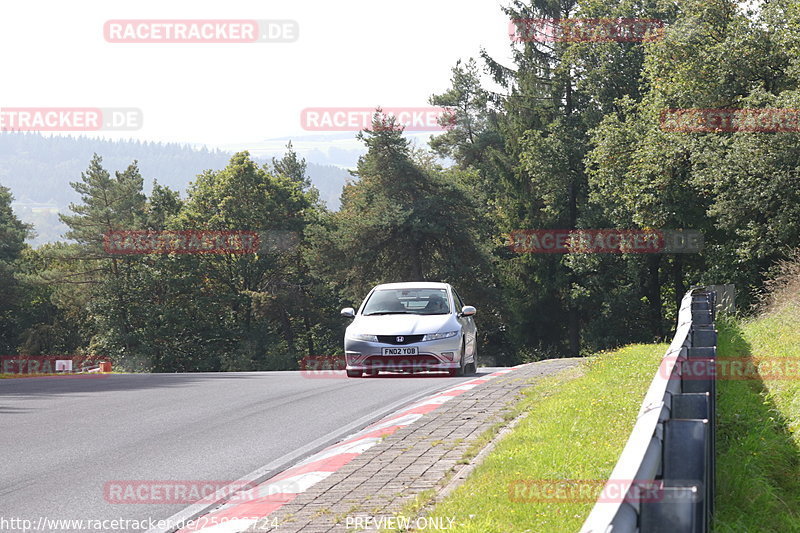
[362,288,451,316]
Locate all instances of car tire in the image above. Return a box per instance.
[449,342,466,377]
[465,340,477,374]
[346,369,363,378]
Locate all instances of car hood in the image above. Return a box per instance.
[349,314,456,335]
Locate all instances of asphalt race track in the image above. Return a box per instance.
[1,369,503,531]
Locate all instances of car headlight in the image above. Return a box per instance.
[422,331,458,341]
[347,333,379,342]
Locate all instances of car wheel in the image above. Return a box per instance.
[449,341,466,377]
[466,342,477,374]
[346,369,363,378]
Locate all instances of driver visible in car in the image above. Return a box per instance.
[423,295,448,314]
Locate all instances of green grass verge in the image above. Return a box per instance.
[412,344,666,533]
[714,312,800,532]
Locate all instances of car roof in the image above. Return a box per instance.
[372,282,451,290]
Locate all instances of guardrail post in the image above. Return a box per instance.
[640,485,703,532]
[687,292,716,525]
[688,292,717,522]
[691,327,717,348]
[662,419,709,532]
[671,392,710,420]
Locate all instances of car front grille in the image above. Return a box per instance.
[376,334,425,345]
[364,355,440,367]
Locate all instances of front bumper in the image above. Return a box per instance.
[344,336,461,372]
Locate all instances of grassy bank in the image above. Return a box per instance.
[408,344,666,533]
[714,305,800,531]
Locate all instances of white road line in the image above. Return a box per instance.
[249,471,335,499]
[295,436,383,467]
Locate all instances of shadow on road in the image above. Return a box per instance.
[360,369,497,379]
[0,368,501,400]
[0,372,266,397]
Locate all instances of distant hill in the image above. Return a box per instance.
[0,133,351,246]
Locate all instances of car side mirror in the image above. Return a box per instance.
[460,305,476,317]
[340,307,355,318]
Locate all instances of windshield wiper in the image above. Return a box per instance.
[364,311,412,316]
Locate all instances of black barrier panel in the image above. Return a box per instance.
[664,420,708,482]
[691,328,717,348]
[672,393,710,420]
[664,420,710,533]
[681,372,713,395]
[683,344,716,523]
[687,347,715,359]
[641,485,703,533]
[691,310,712,325]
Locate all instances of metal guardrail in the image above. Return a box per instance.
[580,288,717,533]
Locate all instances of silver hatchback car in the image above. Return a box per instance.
[340,282,477,377]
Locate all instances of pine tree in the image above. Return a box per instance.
[0,184,31,353]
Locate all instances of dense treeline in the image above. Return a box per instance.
[1,0,800,369]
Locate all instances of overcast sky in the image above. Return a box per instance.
[1,0,515,150]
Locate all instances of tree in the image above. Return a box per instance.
[56,155,150,368]
[477,0,593,356]
[588,0,800,314]
[309,112,491,297]
[165,151,321,370]
[0,184,31,353]
[429,58,501,175]
[272,141,310,188]
[60,155,146,256]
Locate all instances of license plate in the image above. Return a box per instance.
[382,347,418,356]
